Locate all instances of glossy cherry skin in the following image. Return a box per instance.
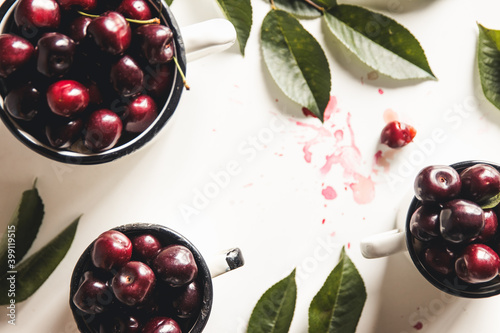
[460,164,500,203]
[46,80,89,117]
[99,315,141,333]
[124,95,158,133]
[14,0,61,30]
[111,261,156,307]
[67,16,92,43]
[424,244,455,275]
[131,234,162,263]
[83,109,123,152]
[455,243,500,284]
[414,165,462,203]
[380,120,416,148]
[141,317,181,333]
[87,11,131,55]
[57,0,97,11]
[152,245,198,287]
[0,34,35,78]
[410,204,441,242]
[440,199,485,243]
[144,63,173,98]
[172,280,202,318]
[117,0,152,20]
[4,84,40,121]
[477,209,498,243]
[135,24,174,64]
[46,117,83,148]
[36,32,76,77]
[72,271,113,314]
[110,55,144,97]
[91,230,132,271]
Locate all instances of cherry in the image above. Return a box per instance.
[67,16,92,43]
[14,0,61,30]
[36,32,76,77]
[0,34,35,78]
[87,11,131,55]
[4,84,40,121]
[83,109,123,152]
[131,234,162,263]
[172,280,202,319]
[423,244,455,275]
[91,230,132,271]
[123,95,158,133]
[141,317,181,333]
[409,204,440,242]
[111,261,156,307]
[57,0,97,11]
[46,80,89,117]
[455,243,500,284]
[117,0,153,20]
[144,63,173,98]
[460,164,500,203]
[414,165,462,202]
[72,271,113,314]
[380,120,416,148]
[100,315,141,333]
[152,245,198,287]
[477,209,498,243]
[110,55,144,97]
[440,199,484,243]
[135,24,174,64]
[46,117,84,148]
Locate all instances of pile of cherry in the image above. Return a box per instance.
[0,0,175,152]
[410,163,500,285]
[72,230,202,333]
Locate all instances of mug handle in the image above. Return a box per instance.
[360,229,406,259]
[207,248,245,278]
[181,19,237,62]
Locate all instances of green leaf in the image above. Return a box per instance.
[0,181,44,274]
[324,5,435,80]
[247,269,297,333]
[261,9,331,121]
[216,0,252,55]
[477,24,500,111]
[273,0,322,18]
[479,192,500,209]
[309,247,366,333]
[313,0,337,10]
[0,217,80,305]
[164,0,173,6]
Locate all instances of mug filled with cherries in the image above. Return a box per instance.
[361,161,500,298]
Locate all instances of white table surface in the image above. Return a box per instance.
[2,0,500,332]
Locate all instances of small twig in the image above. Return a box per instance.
[302,0,324,12]
[173,56,190,90]
[77,11,160,24]
[270,0,276,10]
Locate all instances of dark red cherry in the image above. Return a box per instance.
[144,63,173,98]
[110,55,144,97]
[423,244,455,275]
[111,261,156,306]
[46,117,84,148]
[72,271,113,314]
[455,243,500,284]
[380,120,416,148]
[141,317,181,333]
[57,0,97,11]
[4,84,40,121]
[117,0,153,20]
[14,0,61,30]
[87,11,131,55]
[460,164,500,203]
[477,209,498,243]
[152,245,198,287]
[135,24,174,64]
[440,199,484,243]
[172,280,202,318]
[46,80,89,117]
[67,16,92,43]
[123,95,157,133]
[0,34,35,78]
[83,109,123,152]
[409,204,440,242]
[36,32,76,77]
[131,234,162,263]
[414,165,462,202]
[99,315,141,333]
[91,230,132,271]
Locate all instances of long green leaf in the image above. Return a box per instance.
[477,24,500,111]
[324,5,435,80]
[273,0,322,18]
[261,9,331,121]
[0,182,44,274]
[0,217,80,305]
[247,269,297,333]
[164,0,173,6]
[216,0,252,55]
[308,247,366,333]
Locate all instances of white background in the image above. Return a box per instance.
[2,0,500,332]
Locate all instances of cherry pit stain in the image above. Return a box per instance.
[321,186,337,200]
[413,321,423,330]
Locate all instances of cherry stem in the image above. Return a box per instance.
[77,11,161,24]
[302,0,324,11]
[173,56,190,90]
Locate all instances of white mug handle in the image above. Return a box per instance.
[181,19,237,62]
[207,248,244,278]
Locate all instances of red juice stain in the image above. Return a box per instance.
[378,88,384,95]
[373,150,391,173]
[349,174,375,205]
[321,186,337,200]
[413,322,423,330]
[383,108,398,124]
[347,242,351,249]
[322,218,326,224]
[302,107,317,118]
